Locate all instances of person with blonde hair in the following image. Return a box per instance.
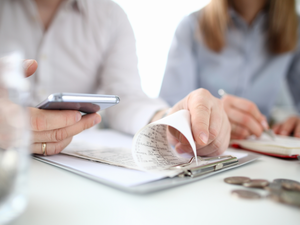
[160,0,300,139]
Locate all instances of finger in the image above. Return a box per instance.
[293,120,300,138]
[272,123,281,134]
[231,134,243,140]
[206,97,223,143]
[187,89,213,145]
[196,110,230,156]
[166,127,180,147]
[29,108,83,131]
[226,106,263,137]
[230,123,250,139]
[176,109,230,156]
[167,126,180,142]
[32,113,101,142]
[278,117,297,136]
[23,59,38,77]
[175,142,193,154]
[168,126,190,145]
[31,137,73,155]
[224,95,264,123]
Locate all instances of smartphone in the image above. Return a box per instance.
[36,93,120,113]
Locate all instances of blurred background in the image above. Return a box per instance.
[113,0,300,98]
[113,0,210,98]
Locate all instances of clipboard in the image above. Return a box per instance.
[33,149,259,194]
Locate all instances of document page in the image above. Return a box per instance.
[132,110,197,177]
[63,110,248,177]
[247,133,300,148]
[64,147,140,170]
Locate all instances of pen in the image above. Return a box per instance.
[218,89,276,140]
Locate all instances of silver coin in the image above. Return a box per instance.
[231,189,262,199]
[280,190,300,207]
[282,182,300,192]
[224,176,251,185]
[269,190,300,207]
[243,179,269,188]
[264,182,282,193]
[268,192,282,202]
[273,179,300,185]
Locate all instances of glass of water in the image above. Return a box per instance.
[0,50,31,224]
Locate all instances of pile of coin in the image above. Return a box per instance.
[224,176,300,208]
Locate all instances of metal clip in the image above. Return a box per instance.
[171,155,239,178]
[171,155,234,169]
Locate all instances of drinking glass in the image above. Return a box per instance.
[0,50,31,224]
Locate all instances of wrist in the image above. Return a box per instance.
[150,108,171,123]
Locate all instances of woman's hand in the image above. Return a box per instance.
[153,88,231,156]
[221,95,268,140]
[272,116,300,138]
[29,108,101,155]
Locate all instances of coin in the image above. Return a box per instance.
[243,179,269,188]
[273,178,300,185]
[231,189,262,199]
[224,176,251,185]
[269,190,300,207]
[282,182,300,192]
[268,192,282,202]
[264,181,282,193]
[279,190,300,207]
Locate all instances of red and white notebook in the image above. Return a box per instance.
[230,133,300,159]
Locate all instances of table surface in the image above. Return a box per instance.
[10,152,300,225]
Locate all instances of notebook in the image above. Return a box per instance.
[231,133,300,159]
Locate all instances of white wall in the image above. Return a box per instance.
[113,0,210,98]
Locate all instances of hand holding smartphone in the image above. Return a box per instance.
[36,93,120,113]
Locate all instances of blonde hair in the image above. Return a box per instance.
[199,0,298,54]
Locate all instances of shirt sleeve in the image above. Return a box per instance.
[286,40,300,113]
[97,3,168,135]
[270,80,299,123]
[159,14,199,106]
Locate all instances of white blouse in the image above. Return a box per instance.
[0,0,168,135]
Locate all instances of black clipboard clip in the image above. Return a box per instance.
[170,155,239,178]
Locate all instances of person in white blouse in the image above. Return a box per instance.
[1,0,230,157]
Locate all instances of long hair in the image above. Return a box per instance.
[199,0,298,54]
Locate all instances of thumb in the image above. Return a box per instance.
[23,59,38,77]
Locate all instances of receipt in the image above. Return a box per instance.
[132,110,197,177]
[62,110,197,177]
[63,146,140,170]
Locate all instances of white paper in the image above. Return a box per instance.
[63,110,249,178]
[132,110,210,177]
[43,127,248,186]
[247,133,300,148]
[38,154,165,187]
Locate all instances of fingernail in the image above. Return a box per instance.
[93,116,101,125]
[76,112,82,122]
[261,120,269,130]
[199,132,208,144]
[23,59,34,69]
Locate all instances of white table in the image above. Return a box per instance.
[10,153,300,225]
